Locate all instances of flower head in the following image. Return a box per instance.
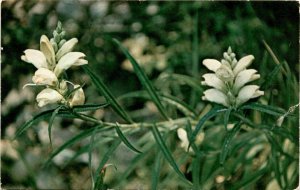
[201,47,264,108]
[21,21,88,108]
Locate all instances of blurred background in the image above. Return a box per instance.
[1,0,299,189]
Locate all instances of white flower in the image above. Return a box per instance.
[68,85,85,107]
[36,88,64,107]
[201,47,263,108]
[21,49,48,69]
[56,38,78,60]
[202,59,222,72]
[233,69,260,93]
[54,52,88,76]
[236,85,264,106]
[202,89,229,107]
[32,68,58,86]
[233,55,254,75]
[201,73,226,91]
[177,128,204,153]
[21,35,56,70]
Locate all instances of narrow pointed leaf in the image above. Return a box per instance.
[48,106,63,147]
[115,123,141,154]
[113,39,169,120]
[151,150,162,190]
[190,106,226,146]
[224,108,232,130]
[83,65,133,123]
[220,122,241,165]
[151,125,191,185]
[94,139,122,188]
[44,126,106,167]
[72,103,109,112]
[15,108,75,139]
[240,103,286,116]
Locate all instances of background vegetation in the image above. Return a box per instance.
[1,1,299,189]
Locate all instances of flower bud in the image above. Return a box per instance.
[215,64,234,82]
[36,88,64,107]
[32,68,58,86]
[69,85,85,107]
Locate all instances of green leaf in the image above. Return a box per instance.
[72,103,109,112]
[151,150,162,190]
[190,106,226,146]
[89,126,98,189]
[94,139,122,189]
[224,108,232,130]
[192,154,201,190]
[158,73,203,93]
[44,126,107,167]
[15,109,55,139]
[83,65,133,123]
[231,165,268,190]
[113,39,169,120]
[151,125,191,185]
[48,106,63,147]
[240,103,286,116]
[115,123,141,154]
[219,122,242,165]
[119,90,196,118]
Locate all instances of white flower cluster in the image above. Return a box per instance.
[201,47,264,108]
[21,22,87,108]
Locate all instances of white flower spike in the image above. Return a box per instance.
[21,21,88,108]
[201,47,263,108]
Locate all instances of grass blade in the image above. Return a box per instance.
[94,139,122,189]
[83,65,133,123]
[219,122,242,165]
[113,38,169,120]
[115,123,141,154]
[151,125,191,185]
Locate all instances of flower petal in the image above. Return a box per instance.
[236,85,264,106]
[73,58,88,66]
[233,69,260,92]
[40,35,56,70]
[32,68,58,86]
[54,52,86,76]
[21,49,48,69]
[202,89,229,107]
[56,38,78,60]
[36,88,64,107]
[203,59,222,72]
[233,55,254,75]
[202,73,226,91]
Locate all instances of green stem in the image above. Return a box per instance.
[75,112,197,130]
